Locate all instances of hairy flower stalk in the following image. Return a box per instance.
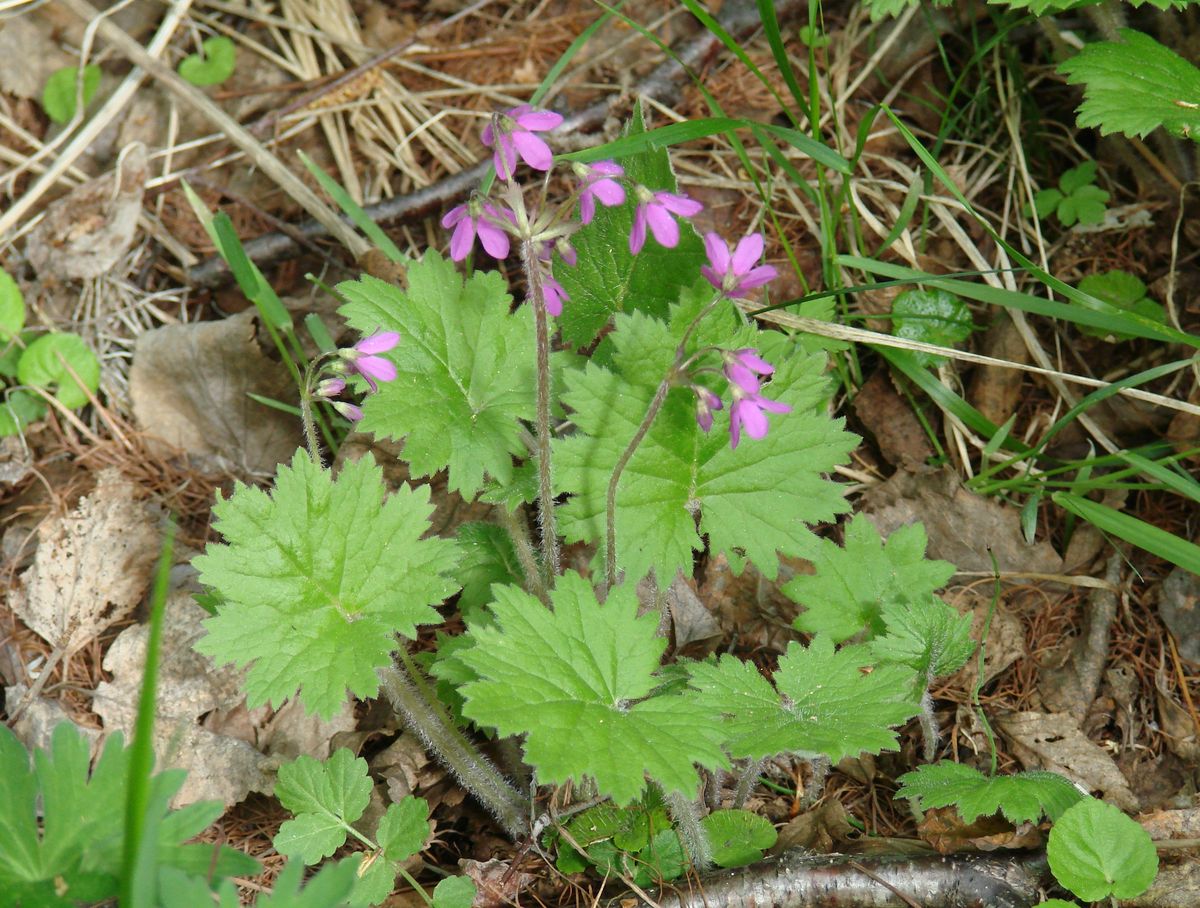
[379,651,528,838]
[520,237,561,583]
[731,757,766,810]
[663,789,713,871]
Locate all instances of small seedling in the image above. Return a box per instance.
[42,64,102,124]
[1033,161,1109,227]
[178,36,237,87]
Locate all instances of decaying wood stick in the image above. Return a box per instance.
[187,0,806,288]
[619,849,1052,908]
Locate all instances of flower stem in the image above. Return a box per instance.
[379,651,528,838]
[299,363,323,464]
[521,237,560,585]
[496,505,550,606]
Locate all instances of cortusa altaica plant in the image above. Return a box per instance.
[194,101,983,899]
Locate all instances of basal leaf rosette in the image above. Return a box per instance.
[458,572,729,804]
[195,452,460,718]
[336,251,535,499]
[555,309,857,583]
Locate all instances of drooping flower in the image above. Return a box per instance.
[553,236,577,266]
[542,274,569,317]
[702,232,777,297]
[729,386,791,449]
[481,105,564,180]
[342,331,399,392]
[441,200,512,261]
[629,188,703,254]
[574,160,626,224]
[722,348,775,395]
[315,377,346,398]
[693,386,723,433]
[332,401,364,422]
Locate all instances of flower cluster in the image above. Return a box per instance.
[690,346,791,449]
[314,331,400,421]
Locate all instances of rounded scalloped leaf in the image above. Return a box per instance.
[0,391,47,437]
[891,288,975,368]
[1046,798,1157,901]
[17,333,100,409]
[701,809,777,868]
[0,270,25,342]
[433,876,477,908]
[1034,901,1080,908]
[178,36,237,86]
[42,65,102,125]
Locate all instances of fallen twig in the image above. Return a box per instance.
[186,0,805,287]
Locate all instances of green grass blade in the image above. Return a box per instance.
[304,313,337,354]
[299,151,406,263]
[755,0,806,121]
[1053,492,1200,574]
[1116,451,1200,505]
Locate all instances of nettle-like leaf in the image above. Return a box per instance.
[1046,798,1158,901]
[274,751,434,908]
[1059,29,1200,140]
[896,763,1084,825]
[686,637,920,762]
[554,103,706,348]
[0,723,257,905]
[871,596,975,680]
[555,304,856,583]
[786,514,955,643]
[458,571,729,804]
[337,252,535,498]
[455,522,524,623]
[195,452,460,718]
[701,809,777,868]
[160,859,360,908]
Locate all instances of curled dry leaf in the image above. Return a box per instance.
[995,711,1137,811]
[9,469,160,654]
[128,309,299,476]
[25,143,148,281]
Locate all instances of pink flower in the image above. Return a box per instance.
[542,274,568,317]
[441,201,512,261]
[630,188,703,254]
[575,160,626,224]
[722,348,775,395]
[729,386,790,449]
[693,386,723,433]
[315,377,346,398]
[332,401,364,422]
[343,331,399,392]
[702,233,777,297]
[481,105,563,180]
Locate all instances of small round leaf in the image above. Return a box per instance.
[0,270,25,341]
[432,876,476,908]
[1046,798,1157,901]
[42,65,102,125]
[178,37,237,86]
[701,808,778,868]
[892,288,975,368]
[17,333,100,409]
[0,391,47,437]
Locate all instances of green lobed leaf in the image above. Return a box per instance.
[0,269,25,341]
[195,452,460,718]
[254,858,359,908]
[1076,271,1165,341]
[375,797,431,863]
[554,102,707,348]
[685,637,920,762]
[896,763,1084,825]
[1033,188,1064,220]
[700,809,777,868]
[458,571,730,804]
[1046,798,1158,901]
[42,65,102,124]
[455,522,524,624]
[1059,29,1200,140]
[0,391,46,438]
[350,854,397,908]
[178,36,237,86]
[17,332,100,409]
[1058,161,1097,195]
[871,596,975,680]
[891,288,976,368]
[786,515,955,643]
[555,303,856,583]
[587,828,687,887]
[432,876,477,908]
[273,750,372,865]
[337,253,535,498]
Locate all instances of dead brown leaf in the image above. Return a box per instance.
[947,589,1026,688]
[852,369,934,469]
[773,799,857,854]
[917,806,1042,854]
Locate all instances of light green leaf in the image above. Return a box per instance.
[556,306,856,583]
[459,571,729,804]
[896,763,1084,824]
[685,637,920,762]
[1058,161,1097,195]
[554,102,707,348]
[42,65,102,124]
[786,515,955,643]
[254,858,358,908]
[273,750,371,865]
[1076,271,1165,341]
[337,253,534,498]
[1033,188,1064,220]
[891,288,975,368]
[700,809,777,868]
[1047,798,1158,901]
[0,270,25,341]
[1033,901,1081,908]
[432,876,477,908]
[349,854,397,908]
[375,797,430,863]
[17,333,100,409]
[871,596,975,680]
[0,391,46,437]
[178,36,237,86]
[1058,184,1109,226]
[1059,29,1200,140]
[195,452,460,718]
[455,522,524,624]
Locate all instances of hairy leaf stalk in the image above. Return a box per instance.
[664,789,712,871]
[495,506,550,606]
[520,238,561,585]
[731,758,766,810]
[379,653,528,837]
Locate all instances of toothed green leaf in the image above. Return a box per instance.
[896,762,1084,825]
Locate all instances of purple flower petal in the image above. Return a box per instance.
[739,400,771,439]
[704,232,730,275]
[476,220,511,259]
[333,401,364,422]
[589,178,625,206]
[590,160,624,177]
[356,332,400,355]
[738,264,777,291]
[734,349,774,375]
[511,129,554,171]
[729,400,745,449]
[357,355,397,384]
[655,192,702,218]
[481,121,494,146]
[725,362,760,394]
[731,233,765,275]
[514,109,563,131]
[493,135,518,180]
[629,206,648,254]
[542,276,567,316]
[700,265,721,289]
[441,203,468,229]
[758,396,792,415]
[580,193,596,224]
[644,203,680,248]
[449,218,475,261]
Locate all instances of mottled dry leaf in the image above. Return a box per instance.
[0,16,74,99]
[462,858,536,908]
[9,469,160,653]
[129,309,299,475]
[1159,565,1200,664]
[948,590,1025,688]
[4,682,100,755]
[996,711,1136,811]
[918,807,1041,855]
[773,799,856,854]
[25,143,148,281]
[852,369,934,468]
